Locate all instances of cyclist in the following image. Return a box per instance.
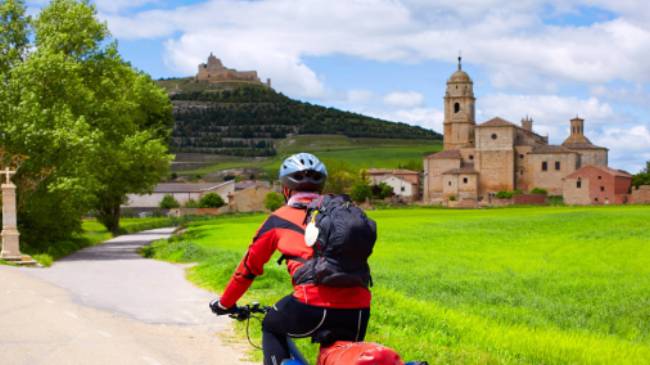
[210,153,371,365]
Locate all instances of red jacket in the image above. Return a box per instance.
[219,195,372,309]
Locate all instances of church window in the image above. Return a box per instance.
[491,133,498,140]
[469,155,474,160]
[542,161,548,171]
[597,176,602,180]
[555,161,561,170]
[595,197,599,202]
[401,186,405,192]
[448,181,452,186]
[600,186,605,192]
[454,103,460,113]
[463,177,468,184]
[577,179,582,188]
[519,154,524,159]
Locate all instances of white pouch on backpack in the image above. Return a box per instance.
[304,211,319,247]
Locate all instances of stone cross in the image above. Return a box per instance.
[1,166,22,260]
[1,167,16,185]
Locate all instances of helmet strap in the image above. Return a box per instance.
[282,186,292,202]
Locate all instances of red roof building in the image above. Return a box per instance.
[563,165,632,205]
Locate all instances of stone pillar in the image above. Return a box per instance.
[1,180,21,260]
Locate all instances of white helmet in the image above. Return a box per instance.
[279,153,328,192]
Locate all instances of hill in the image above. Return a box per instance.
[158,78,441,157]
[172,134,441,179]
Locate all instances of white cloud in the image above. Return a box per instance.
[592,125,650,172]
[99,0,650,97]
[478,94,615,142]
[371,107,444,133]
[383,91,424,108]
[346,90,375,104]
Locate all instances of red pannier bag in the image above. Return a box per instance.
[318,341,403,365]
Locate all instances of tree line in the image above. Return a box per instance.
[167,86,442,155]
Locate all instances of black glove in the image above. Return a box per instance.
[209,299,234,316]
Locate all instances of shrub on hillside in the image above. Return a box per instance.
[531,188,548,195]
[160,194,180,209]
[199,193,225,208]
[264,192,284,211]
[632,161,650,188]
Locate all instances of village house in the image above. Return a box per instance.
[124,181,235,209]
[423,58,615,205]
[563,165,632,205]
[367,169,420,201]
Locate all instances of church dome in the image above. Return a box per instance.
[448,69,472,83]
[447,56,472,83]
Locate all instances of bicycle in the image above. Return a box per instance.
[224,302,428,365]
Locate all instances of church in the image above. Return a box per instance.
[423,58,609,204]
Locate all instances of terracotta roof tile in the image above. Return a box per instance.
[565,165,632,179]
[367,168,419,175]
[562,142,608,151]
[443,166,478,175]
[478,117,517,128]
[529,145,577,155]
[426,149,462,159]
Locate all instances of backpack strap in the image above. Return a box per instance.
[277,254,308,266]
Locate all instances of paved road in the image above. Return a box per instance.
[0,228,256,365]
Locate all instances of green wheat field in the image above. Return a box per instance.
[143,205,650,364]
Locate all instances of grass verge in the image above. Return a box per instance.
[143,206,650,364]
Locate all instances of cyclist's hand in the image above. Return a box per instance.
[209,299,234,316]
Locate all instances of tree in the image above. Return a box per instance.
[0,0,30,77]
[264,192,284,211]
[0,0,174,243]
[632,161,650,188]
[159,194,180,209]
[199,193,225,208]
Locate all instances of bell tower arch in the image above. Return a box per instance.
[443,56,476,150]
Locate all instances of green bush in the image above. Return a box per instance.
[264,192,284,211]
[531,188,548,195]
[199,193,225,208]
[495,191,514,199]
[159,194,180,209]
[372,182,394,199]
[350,182,372,203]
[184,199,200,208]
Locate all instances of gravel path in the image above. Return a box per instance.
[0,228,255,365]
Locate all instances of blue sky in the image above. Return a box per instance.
[28,0,650,172]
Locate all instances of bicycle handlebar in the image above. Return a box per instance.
[228,302,271,321]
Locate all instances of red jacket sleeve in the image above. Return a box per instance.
[219,220,278,308]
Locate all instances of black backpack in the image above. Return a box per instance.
[292,194,376,288]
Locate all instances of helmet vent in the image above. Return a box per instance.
[308,160,313,165]
[300,159,305,165]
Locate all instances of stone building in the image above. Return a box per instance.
[424,58,610,204]
[196,53,271,86]
[563,165,632,205]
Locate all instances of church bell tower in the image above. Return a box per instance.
[443,57,476,150]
